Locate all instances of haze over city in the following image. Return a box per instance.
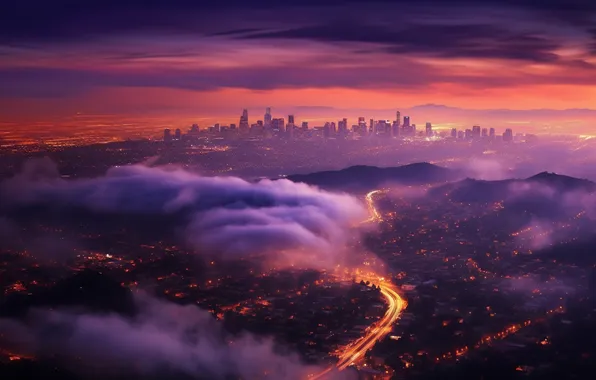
[2,1,596,380]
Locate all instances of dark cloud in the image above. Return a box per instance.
[242,23,561,63]
[3,58,596,99]
[0,158,366,269]
[0,64,445,98]
[1,0,594,51]
[0,0,594,98]
[0,292,352,379]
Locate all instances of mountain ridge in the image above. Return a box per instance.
[284,162,457,190]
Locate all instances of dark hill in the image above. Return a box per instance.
[527,171,596,192]
[430,172,596,204]
[285,162,457,191]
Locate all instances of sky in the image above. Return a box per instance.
[1,0,596,137]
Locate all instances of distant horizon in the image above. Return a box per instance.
[3,0,596,138]
[3,103,596,139]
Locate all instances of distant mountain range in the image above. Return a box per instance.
[284,163,596,200]
[284,162,458,191]
[430,171,596,203]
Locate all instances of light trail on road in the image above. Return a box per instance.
[363,189,384,223]
[309,189,407,379]
[335,280,406,370]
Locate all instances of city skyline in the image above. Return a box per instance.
[2,0,596,137]
[163,107,521,143]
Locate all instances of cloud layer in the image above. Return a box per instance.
[0,292,351,379]
[0,158,366,268]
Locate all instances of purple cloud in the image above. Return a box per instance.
[0,292,353,379]
[0,158,366,269]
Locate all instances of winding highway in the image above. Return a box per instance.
[309,190,407,379]
[335,280,406,370]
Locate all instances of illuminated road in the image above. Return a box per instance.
[363,189,384,223]
[310,189,407,379]
[335,280,406,370]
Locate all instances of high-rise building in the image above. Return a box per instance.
[425,122,432,137]
[465,129,472,139]
[358,117,367,135]
[481,128,488,138]
[503,128,514,142]
[451,128,457,138]
[369,119,374,134]
[286,118,295,138]
[323,122,331,138]
[402,116,411,136]
[391,120,399,136]
[286,115,295,138]
[301,121,309,130]
[338,118,348,134]
[239,109,249,133]
[472,125,481,139]
[272,118,285,132]
[403,116,411,127]
[163,128,172,142]
[395,111,401,126]
[489,128,495,138]
[174,128,181,140]
[374,120,389,135]
[264,107,272,127]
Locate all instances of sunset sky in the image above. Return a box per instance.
[2,0,596,137]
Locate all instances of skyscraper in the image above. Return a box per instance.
[402,116,411,135]
[358,117,367,135]
[272,118,285,132]
[323,122,331,138]
[174,128,181,140]
[451,128,457,138]
[163,128,172,142]
[288,114,295,125]
[481,128,488,138]
[239,109,249,133]
[391,120,399,137]
[338,118,348,134]
[472,125,481,139]
[395,111,401,126]
[403,116,410,127]
[489,128,495,138]
[425,122,432,137]
[264,107,272,127]
[503,128,514,142]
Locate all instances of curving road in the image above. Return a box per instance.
[309,190,407,379]
[363,189,384,223]
[335,281,406,370]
